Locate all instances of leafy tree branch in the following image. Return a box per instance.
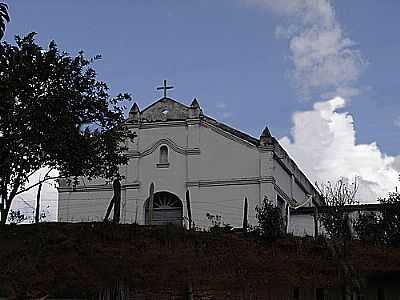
[0,3,9,40]
[0,33,135,224]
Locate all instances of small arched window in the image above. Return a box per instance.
[158,145,169,167]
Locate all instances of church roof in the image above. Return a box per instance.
[202,115,260,146]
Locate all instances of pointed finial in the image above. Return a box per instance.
[131,102,140,114]
[129,102,140,122]
[261,125,271,138]
[189,98,202,118]
[260,125,272,146]
[191,98,200,108]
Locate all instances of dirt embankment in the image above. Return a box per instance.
[1,223,400,299]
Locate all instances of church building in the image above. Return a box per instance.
[58,85,321,234]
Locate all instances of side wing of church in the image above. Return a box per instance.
[58,97,321,234]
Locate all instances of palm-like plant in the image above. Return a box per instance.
[0,3,10,40]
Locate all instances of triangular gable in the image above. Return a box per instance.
[134,97,260,146]
[140,98,191,122]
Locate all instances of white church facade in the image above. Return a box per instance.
[58,95,321,234]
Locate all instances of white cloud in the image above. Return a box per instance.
[215,102,233,119]
[222,111,233,119]
[216,102,227,109]
[9,167,58,223]
[279,97,398,203]
[394,116,400,128]
[244,0,365,98]
[242,1,396,201]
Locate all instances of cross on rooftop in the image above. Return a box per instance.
[157,80,174,98]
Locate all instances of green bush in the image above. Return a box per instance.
[254,197,285,241]
[316,179,358,240]
[379,193,400,247]
[7,210,26,224]
[354,193,400,246]
[354,212,384,242]
[206,213,233,233]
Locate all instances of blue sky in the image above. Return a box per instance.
[3,1,400,211]
[5,0,400,154]
[3,1,399,153]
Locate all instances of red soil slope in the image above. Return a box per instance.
[1,223,399,299]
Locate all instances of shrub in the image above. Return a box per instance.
[7,210,26,224]
[316,179,358,240]
[354,212,384,242]
[379,193,400,247]
[353,193,400,246]
[206,213,233,233]
[254,197,285,241]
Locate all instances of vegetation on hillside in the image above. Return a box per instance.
[1,223,400,298]
[354,193,400,246]
[254,196,285,241]
[316,178,358,240]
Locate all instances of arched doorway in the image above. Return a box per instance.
[144,191,183,225]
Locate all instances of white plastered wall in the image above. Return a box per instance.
[124,122,267,228]
[58,110,318,234]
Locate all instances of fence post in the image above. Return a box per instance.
[186,190,192,230]
[314,205,319,238]
[149,182,154,225]
[35,182,43,224]
[243,197,248,232]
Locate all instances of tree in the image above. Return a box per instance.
[379,192,400,246]
[0,33,135,224]
[354,193,400,246]
[254,196,285,241]
[316,178,358,240]
[353,212,384,243]
[0,3,9,40]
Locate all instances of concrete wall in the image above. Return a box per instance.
[273,153,315,211]
[289,214,316,236]
[274,162,291,198]
[58,189,114,222]
[188,184,261,229]
[289,208,382,238]
[58,121,267,228]
[58,99,320,234]
[198,124,259,180]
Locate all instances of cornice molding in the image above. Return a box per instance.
[126,119,201,130]
[58,182,141,193]
[139,120,187,129]
[186,176,275,187]
[258,145,274,152]
[127,138,200,158]
[186,118,201,125]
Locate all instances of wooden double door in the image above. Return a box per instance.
[145,191,183,225]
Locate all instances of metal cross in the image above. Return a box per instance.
[157,80,174,98]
